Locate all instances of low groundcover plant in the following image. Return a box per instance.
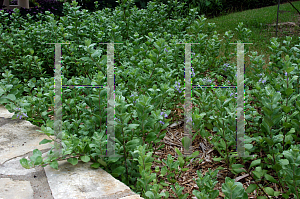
[0,0,300,198]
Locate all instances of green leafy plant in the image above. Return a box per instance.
[192,168,220,199]
[0,0,300,198]
[222,177,248,199]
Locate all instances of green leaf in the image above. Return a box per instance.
[231,164,244,169]
[91,50,102,58]
[145,132,156,142]
[113,166,126,176]
[257,196,267,199]
[264,116,274,127]
[97,158,107,167]
[4,94,16,101]
[160,182,169,187]
[286,66,294,73]
[145,191,155,198]
[285,88,294,96]
[244,144,253,150]
[160,167,168,176]
[246,184,257,193]
[249,159,261,169]
[34,156,43,165]
[90,163,100,168]
[252,171,262,179]
[282,106,291,113]
[190,151,200,159]
[84,39,91,47]
[0,97,10,104]
[126,138,142,151]
[181,168,189,172]
[67,158,78,165]
[264,174,278,183]
[279,159,289,166]
[20,158,31,169]
[213,157,223,161]
[205,0,211,6]
[261,119,270,134]
[232,169,246,174]
[264,187,274,196]
[33,149,42,156]
[283,122,292,129]
[272,92,281,104]
[175,147,183,157]
[274,191,281,196]
[284,134,293,144]
[80,155,90,162]
[128,124,139,130]
[39,139,53,145]
[80,57,93,62]
[49,160,58,170]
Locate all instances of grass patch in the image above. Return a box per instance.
[197,1,300,76]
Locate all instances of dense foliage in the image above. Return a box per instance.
[0,0,300,198]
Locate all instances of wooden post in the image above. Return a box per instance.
[2,0,29,9]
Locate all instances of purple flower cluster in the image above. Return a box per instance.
[223,63,230,71]
[14,108,28,119]
[191,66,195,77]
[175,81,182,93]
[130,93,138,103]
[230,92,237,99]
[202,77,212,85]
[159,111,168,125]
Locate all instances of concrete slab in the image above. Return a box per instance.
[0,105,143,199]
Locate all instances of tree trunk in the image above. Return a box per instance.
[0,0,4,8]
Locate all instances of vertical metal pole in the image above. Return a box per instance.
[276,0,280,37]
[106,43,115,157]
[18,0,29,9]
[183,43,193,156]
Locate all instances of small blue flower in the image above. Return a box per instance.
[175,81,182,93]
[285,72,287,76]
[164,48,168,52]
[159,121,165,125]
[191,67,195,77]
[259,79,266,84]
[230,92,237,98]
